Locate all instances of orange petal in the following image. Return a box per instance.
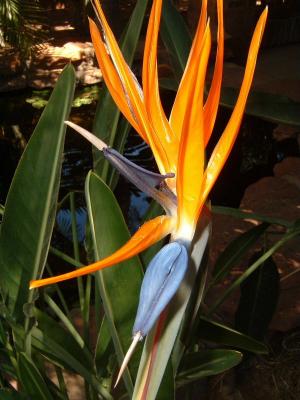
[203,0,224,146]
[201,7,268,207]
[176,24,211,239]
[142,0,178,178]
[169,0,208,140]
[30,216,175,289]
[92,0,169,174]
[89,19,143,138]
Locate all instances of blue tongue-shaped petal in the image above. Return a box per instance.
[133,241,188,338]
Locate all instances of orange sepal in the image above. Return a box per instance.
[142,0,178,177]
[176,24,211,235]
[89,18,142,136]
[201,7,268,206]
[169,0,208,140]
[30,216,175,289]
[203,0,224,146]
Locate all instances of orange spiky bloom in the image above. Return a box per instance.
[30,0,267,386]
[30,0,267,290]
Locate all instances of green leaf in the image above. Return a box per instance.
[0,390,28,400]
[94,316,113,377]
[161,0,191,84]
[235,252,280,340]
[92,0,149,185]
[212,206,292,228]
[196,317,268,354]
[31,313,113,399]
[18,352,53,400]
[177,349,242,388]
[34,309,93,371]
[221,87,300,127]
[133,219,210,400]
[211,222,269,286]
[86,172,143,396]
[0,65,75,321]
[207,223,300,315]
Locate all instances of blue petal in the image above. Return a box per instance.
[133,241,188,337]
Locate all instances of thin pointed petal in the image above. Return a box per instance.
[143,0,179,175]
[169,0,208,139]
[114,332,142,388]
[133,241,188,337]
[65,120,107,150]
[203,0,224,146]
[30,216,175,289]
[201,7,268,207]
[176,24,211,240]
[89,18,142,137]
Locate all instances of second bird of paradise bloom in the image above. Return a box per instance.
[30,0,267,385]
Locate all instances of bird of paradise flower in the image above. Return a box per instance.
[30,0,267,390]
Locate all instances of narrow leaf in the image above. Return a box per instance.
[18,352,53,400]
[161,0,191,83]
[195,317,268,354]
[177,349,242,387]
[211,222,269,286]
[235,252,279,340]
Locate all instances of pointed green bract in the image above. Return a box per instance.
[133,221,210,400]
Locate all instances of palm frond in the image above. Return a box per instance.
[0,0,47,52]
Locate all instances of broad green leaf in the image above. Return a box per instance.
[221,87,300,127]
[94,316,113,377]
[235,252,279,340]
[177,349,242,388]
[161,0,191,84]
[18,352,53,400]
[133,219,210,400]
[92,0,149,185]
[0,65,75,321]
[86,172,143,396]
[212,206,292,228]
[208,223,300,315]
[195,317,268,354]
[211,222,269,286]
